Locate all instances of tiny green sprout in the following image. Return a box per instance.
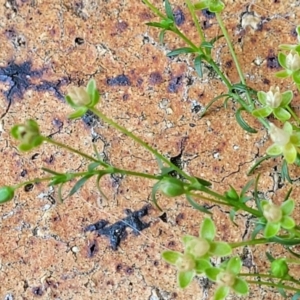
[205,257,249,300]
[261,199,295,238]
[11,119,44,151]
[252,86,293,122]
[266,122,300,164]
[194,0,225,13]
[276,51,300,84]
[0,186,15,204]
[65,79,100,119]
[271,258,289,278]
[182,218,232,259]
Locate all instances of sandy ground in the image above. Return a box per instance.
[0,0,300,299]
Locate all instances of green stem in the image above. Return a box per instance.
[287,105,300,124]
[142,0,166,19]
[189,192,233,207]
[113,168,160,181]
[185,0,205,41]
[240,273,300,285]
[90,108,193,181]
[230,238,268,248]
[208,59,232,89]
[15,176,55,189]
[215,13,253,109]
[246,280,300,292]
[172,27,198,50]
[199,186,261,217]
[43,137,105,165]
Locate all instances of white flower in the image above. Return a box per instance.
[265,86,282,108]
[286,52,300,72]
[67,86,90,106]
[269,123,290,147]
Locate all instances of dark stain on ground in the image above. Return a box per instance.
[0,61,69,119]
[173,8,185,26]
[202,9,215,19]
[84,205,151,250]
[81,109,99,127]
[149,71,163,85]
[106,74,131,86]
[168,75,183,93]
[266,54,280,69]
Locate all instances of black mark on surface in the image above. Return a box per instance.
[174,8,185,26]
[267,54,280,69]
[0,61,69,119]
[85,206,150,250]
[158,212,167,223]
[81,109,99,127]
[75,37,84,45]
[168,76,183,93]
[24,183,34,192]
[32,286,43,296]
[87,240,99,257]
[149,71,163,85]
[106,74,131,86]
[202,9,215,19]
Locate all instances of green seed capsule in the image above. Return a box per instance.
[158,177,185,197]
[0,186,15,204]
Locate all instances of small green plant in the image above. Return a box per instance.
[2,0,300,298]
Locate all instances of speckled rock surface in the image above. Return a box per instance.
[1,0,300,299]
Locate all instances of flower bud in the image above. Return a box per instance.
[216,270,235,287]
[158,177,185,197]
[67,86,91,106]
[0,186,15,204]
[286,52,300,72]
[176,253,196,272]
[263,202,282,223]
[266,86,282,108]
[185,237,210,258]
[271,258,289,277]
[269,123,290,147]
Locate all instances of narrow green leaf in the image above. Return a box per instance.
[235,107,257,133]
[159,29,166,44]
[88,162,101,171]
[194,2,208,10]
[68,174,93,197]
[146,21,171,29]
[151,181,163,211]
[265,251,275,262]
[186,194,212,214]
[292,292,300,300]
[281,159,293,183]
[269,236,300,246]
[167,47,195,57]
[229,209,238,226]
[194,55,203,77]
[164,0,174,21]
[251,223,264,239]
[86,79,96,96]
